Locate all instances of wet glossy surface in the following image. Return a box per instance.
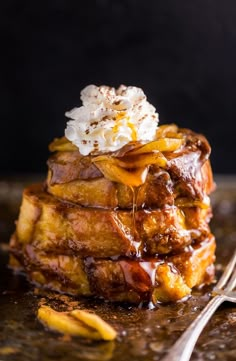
[0,176,236,361]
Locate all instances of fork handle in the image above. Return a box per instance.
[160,295,225,361]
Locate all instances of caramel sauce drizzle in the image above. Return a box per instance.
[129,186,142,258]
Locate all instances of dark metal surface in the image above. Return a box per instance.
[0,176,236,361]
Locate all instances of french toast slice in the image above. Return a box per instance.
[46,125,215,209]
[9,236,216,304]
[47,160,213,209]
[11,184,212,258]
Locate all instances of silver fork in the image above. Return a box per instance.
[161,250,236,361]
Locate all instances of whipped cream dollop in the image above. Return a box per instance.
[65,85,159,155]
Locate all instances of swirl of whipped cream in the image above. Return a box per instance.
[65,85,159,155]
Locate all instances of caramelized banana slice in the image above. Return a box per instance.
[71,310,117,341]
[94,152,167,169]
[38,305,101,339]
[49,137,78,152]
[114,152,167,169]
[38,305,117,340]
[93,157,148,186]
[126,138,183,155]
[156,124,179,138]
[92,151,167,186]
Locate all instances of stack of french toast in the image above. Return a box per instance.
[10,124,216,305]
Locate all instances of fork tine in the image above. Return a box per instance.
[224,267,236,292]
[214,250,236,290]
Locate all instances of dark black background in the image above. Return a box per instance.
[1,0,236,174]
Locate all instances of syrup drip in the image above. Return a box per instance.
[139,261,159,286]
[129,186,142,258]
[119,259,160,304]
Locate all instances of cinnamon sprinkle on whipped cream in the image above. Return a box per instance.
[65,85,159,155]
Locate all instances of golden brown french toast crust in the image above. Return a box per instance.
[9,236,215,304]
[11,184,212,258]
